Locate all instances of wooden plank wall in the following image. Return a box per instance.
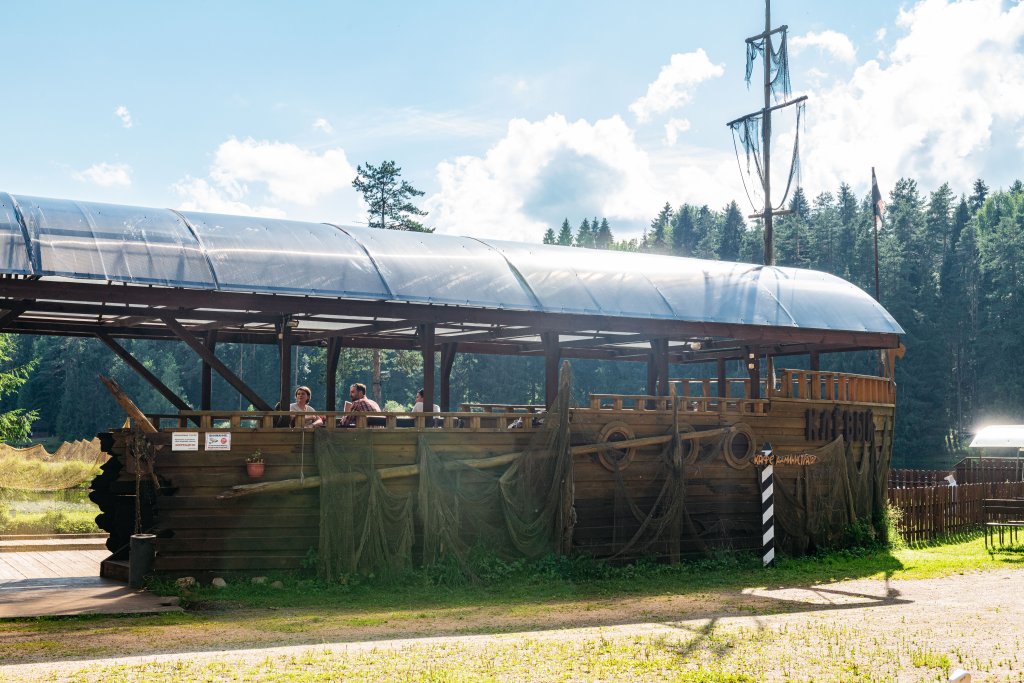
[101,395,896,574]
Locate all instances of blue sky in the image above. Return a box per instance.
[3,1,1022,241]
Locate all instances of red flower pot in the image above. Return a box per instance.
[246,462,265,479]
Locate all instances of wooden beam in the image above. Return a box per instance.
[717,358,727,398]
[439,342,457,412]
[278,318,292,412]
[420,323,435,411]
[325,337,341,412]
[201,330,216,411]
[0,302,28,331]
[95,332,192,412]
[655,338,670,396]
[0,280,902,351]
[160,315,272,411]
[542,332,560,409]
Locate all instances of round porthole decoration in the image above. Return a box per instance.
[722,422,756,468]
[597,421,636,472]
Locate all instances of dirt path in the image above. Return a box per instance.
[3,568,1023,681]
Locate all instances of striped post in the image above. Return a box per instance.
[760,460,775,567]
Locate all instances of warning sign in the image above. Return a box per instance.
[171,432,199,451]
[205,432,232,451]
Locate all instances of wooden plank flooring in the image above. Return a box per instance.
[0,549,106,581]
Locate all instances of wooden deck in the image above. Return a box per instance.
[0,548,181,618]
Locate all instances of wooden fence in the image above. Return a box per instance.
[956,457,1024,485]
[888,481,1024,544]
[889,469,953,488]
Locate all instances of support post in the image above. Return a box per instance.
[278,318,292,412]
[809,351,820,372]
[420,323,435,411]
[542,332,561,409]
[161,315,272,411]
[96,332,192,412]
[201,330,216,411]
[717,358,727,398]
[325,337,341,412]
[655,339,669,396]
[760,457,776,568]
[440,342,458,411]
[746,347,761,400]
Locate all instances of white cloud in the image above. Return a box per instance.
[115,105,132,129]
[663,118,691,146]
[313,117,334,134]
[173,137,359,218]
[424,115,665,242]
[876,28,887,42]
[629,49,725,122]
[72,162,132,187]
[790,30,857,63]
[801,0,1024,197]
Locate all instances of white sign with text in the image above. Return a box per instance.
[205,432,232,451]
[171,432,199,451]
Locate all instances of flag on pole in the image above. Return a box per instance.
[871,167,885,224]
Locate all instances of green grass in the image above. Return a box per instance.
[0,507,100,534]
[144,531,1021,615]
[2,533,1023,682]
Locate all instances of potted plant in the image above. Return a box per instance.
[246,450,265,479]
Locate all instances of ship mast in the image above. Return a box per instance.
[727,0,808,266]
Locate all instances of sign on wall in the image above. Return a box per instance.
[205,432,232,451]
[171,432,199,451]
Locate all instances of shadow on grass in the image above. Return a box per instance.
[0,545,927,668]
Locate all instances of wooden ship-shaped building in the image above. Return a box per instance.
[0,192,902,578]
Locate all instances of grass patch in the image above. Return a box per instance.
[0,455,101,491]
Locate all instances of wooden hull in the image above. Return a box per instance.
[93,394,895,576]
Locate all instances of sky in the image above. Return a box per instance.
[2,0,1023,243]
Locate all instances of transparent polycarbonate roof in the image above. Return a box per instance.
[0,193,904,336]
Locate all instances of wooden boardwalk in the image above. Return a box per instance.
[0,549,107,581]
[0,547,181,618]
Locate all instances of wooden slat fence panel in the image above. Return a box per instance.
[888,481,1024,544]
[889,469,953,488]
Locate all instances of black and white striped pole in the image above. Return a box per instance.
[760,441,775,567]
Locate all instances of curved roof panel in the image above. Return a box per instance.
[0,193,904,336]
[179,212,389,298]
[9,194,215,287]
[333,226,539,308]
[0,194,33,275]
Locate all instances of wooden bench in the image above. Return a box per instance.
[983,499,1024,548]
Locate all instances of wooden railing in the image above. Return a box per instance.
[458,403,546,413]
[588,393,769,415]
[145,410,545,432]
[772,369,895,405]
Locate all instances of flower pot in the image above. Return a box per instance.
[246,462,265,479]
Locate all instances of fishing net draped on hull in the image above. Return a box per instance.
[316,364,574,581]
[772,421,893,554]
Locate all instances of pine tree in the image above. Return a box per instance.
[595,218,613,249]
[968,178,989,213]
[351,160,430,231]
[671,205,695,256]
[646,203,672,253]
[719,202,744,262]
[575,218,595,248]
[542,227,556,245]
[556,219,573,246]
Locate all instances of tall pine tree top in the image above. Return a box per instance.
[352,161,431,232]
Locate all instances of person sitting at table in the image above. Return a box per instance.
[341,382,381,426]
[411,388,440,413]
[290,385,324,428]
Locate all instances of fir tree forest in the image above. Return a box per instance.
[3,176,1023,469]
